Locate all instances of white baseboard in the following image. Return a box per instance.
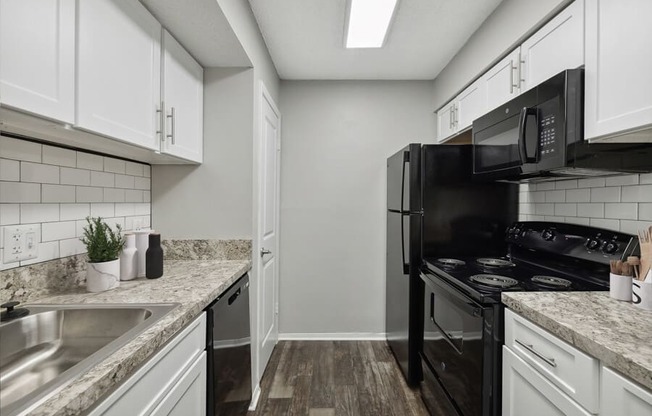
[278,332,386,341]
[249,384,261,411]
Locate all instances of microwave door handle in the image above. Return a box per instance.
[518,107,539,163]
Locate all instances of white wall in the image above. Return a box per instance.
[278,80,434,337]
[152,68,254,238]
[431,0,570,110]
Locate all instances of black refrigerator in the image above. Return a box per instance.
[386,144,518,387]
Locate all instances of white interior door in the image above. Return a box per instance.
[256,83,281,380]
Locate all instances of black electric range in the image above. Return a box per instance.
[419,221,639,416]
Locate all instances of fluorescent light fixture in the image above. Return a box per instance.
[346,0,398,48]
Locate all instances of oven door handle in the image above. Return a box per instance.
[518,107,539,164]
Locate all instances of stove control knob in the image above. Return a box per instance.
[541,229,555,241]
[520,230,528,238]
[585,238,601,250]
[603,241,619,254]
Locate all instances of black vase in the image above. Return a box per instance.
[146,233,163,279]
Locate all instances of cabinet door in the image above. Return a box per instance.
[456,77,486,131]
[436,101,456,143]
[585,0,652,141]
[0,0,75,123]
[483,48,520,112]
[502,347,592,416]
[520,0,584,93]
[151,352,206,416]
[602,367,652,416]
[77,0,161,150]
[161,30,203,163]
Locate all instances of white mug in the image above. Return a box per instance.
[610,273,632,301]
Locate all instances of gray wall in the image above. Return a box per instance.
[152,68,254,238]
[431,0,570,111]
[278,80,434,336]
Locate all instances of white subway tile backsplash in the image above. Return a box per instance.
[555,203,577,217]
[43,145,76,167]
[545,190,566,202]
[544,216,565,222]
[42,221,76,242]
[1,137,150,270]
[590,218,620,230]
[606,175,639,187]
[77,186,104,203]
[641,173,652,184]
[640,204,652,221]
[605,203,638,220]
[578,178,606,188]
[90,203,115,218]
[536,182,556,191]
[60,204,90,221]
[519,192,530,203]
[519,203,535,215]
[622,185,652,203]
[0,204,20,225]
[60,167,91,186]
[566,217,590,226]
[0,182,41,203]
[531,191,546,203]
[620,220,652,235]
[21,204,59,223]
[536,203,555,215]
[0,158,20,181]
[577,203,604,218]
[76,152,103,171]
[115,174,135,189]
[90,171,115,187]
[566,188,590,203]
[21,162,59,184]
[104,217,125,232]
[555,180,578,189]
[104,188,125,203]
[42,184,75,203]
[0,136,41,162]
[590,187,621,203]
[104,157,126,174]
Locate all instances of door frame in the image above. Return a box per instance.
[250,80,281,407]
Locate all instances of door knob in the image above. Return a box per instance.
[260,248,272,257]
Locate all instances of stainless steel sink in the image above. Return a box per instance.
[0,303,178,416]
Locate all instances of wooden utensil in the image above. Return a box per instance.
[640,227,652,282]
[628,256,641,280]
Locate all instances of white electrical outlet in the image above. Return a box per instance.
[2,225,39,263]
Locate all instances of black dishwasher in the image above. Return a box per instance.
[206,274,251,416]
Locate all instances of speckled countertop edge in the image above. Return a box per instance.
[502,292,652,391]
[22,259,251,416]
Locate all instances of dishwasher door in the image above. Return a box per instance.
[207,274,251,416]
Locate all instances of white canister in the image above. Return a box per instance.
[610,273,632,301]
[86,259,120,292]
[134,230,152,278]
[120,233,137,281]
[633,281,652,311]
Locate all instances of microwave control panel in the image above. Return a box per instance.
[537,98,561,160]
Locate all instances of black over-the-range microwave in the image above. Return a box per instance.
[472,68,652,181]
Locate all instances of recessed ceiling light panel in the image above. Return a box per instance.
[346,0,398,48]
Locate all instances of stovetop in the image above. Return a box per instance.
[422,221,639,304]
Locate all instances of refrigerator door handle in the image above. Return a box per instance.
[400,151,408,213]
[401,213,409,274]
[401,151,410,274]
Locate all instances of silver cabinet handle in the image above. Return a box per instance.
[519,59,525,89]
[453,104,458,128]
[260,248,271,257]
[156,104,164,141]
[515,339,557,367]
[449,107,453,130]
[510,61,518,94]
[166,107,176,145]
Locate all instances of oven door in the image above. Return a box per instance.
[421,272,485,416]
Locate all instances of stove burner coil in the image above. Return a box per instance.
[469,274,519,288]
[476,258,516,268]
[436,258,466,267]
[531,275,572,288]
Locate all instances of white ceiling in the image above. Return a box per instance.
[248,0,503,80]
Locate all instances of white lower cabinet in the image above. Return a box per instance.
[503,347,592,416]
[504,309,652,416]
[89,313,206,416]
[601,367,652,416]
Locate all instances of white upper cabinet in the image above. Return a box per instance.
[456,77,486,132]
[161,30,203,163]
[585,0,652,141]
[483,48,521,113]
[436,101,456,143]
[0,0,75,123]
[76,0,161,150]
[520,0,584,92]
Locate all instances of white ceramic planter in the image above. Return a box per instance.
[86,259,120,292]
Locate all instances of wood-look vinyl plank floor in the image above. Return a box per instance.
[249,341,429,416]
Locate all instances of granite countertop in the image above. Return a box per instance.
[21,259,251,416]
[503,292,652,391]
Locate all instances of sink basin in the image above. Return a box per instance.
[0,303,178,416]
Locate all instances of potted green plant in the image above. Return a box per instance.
[80,217,125,292]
